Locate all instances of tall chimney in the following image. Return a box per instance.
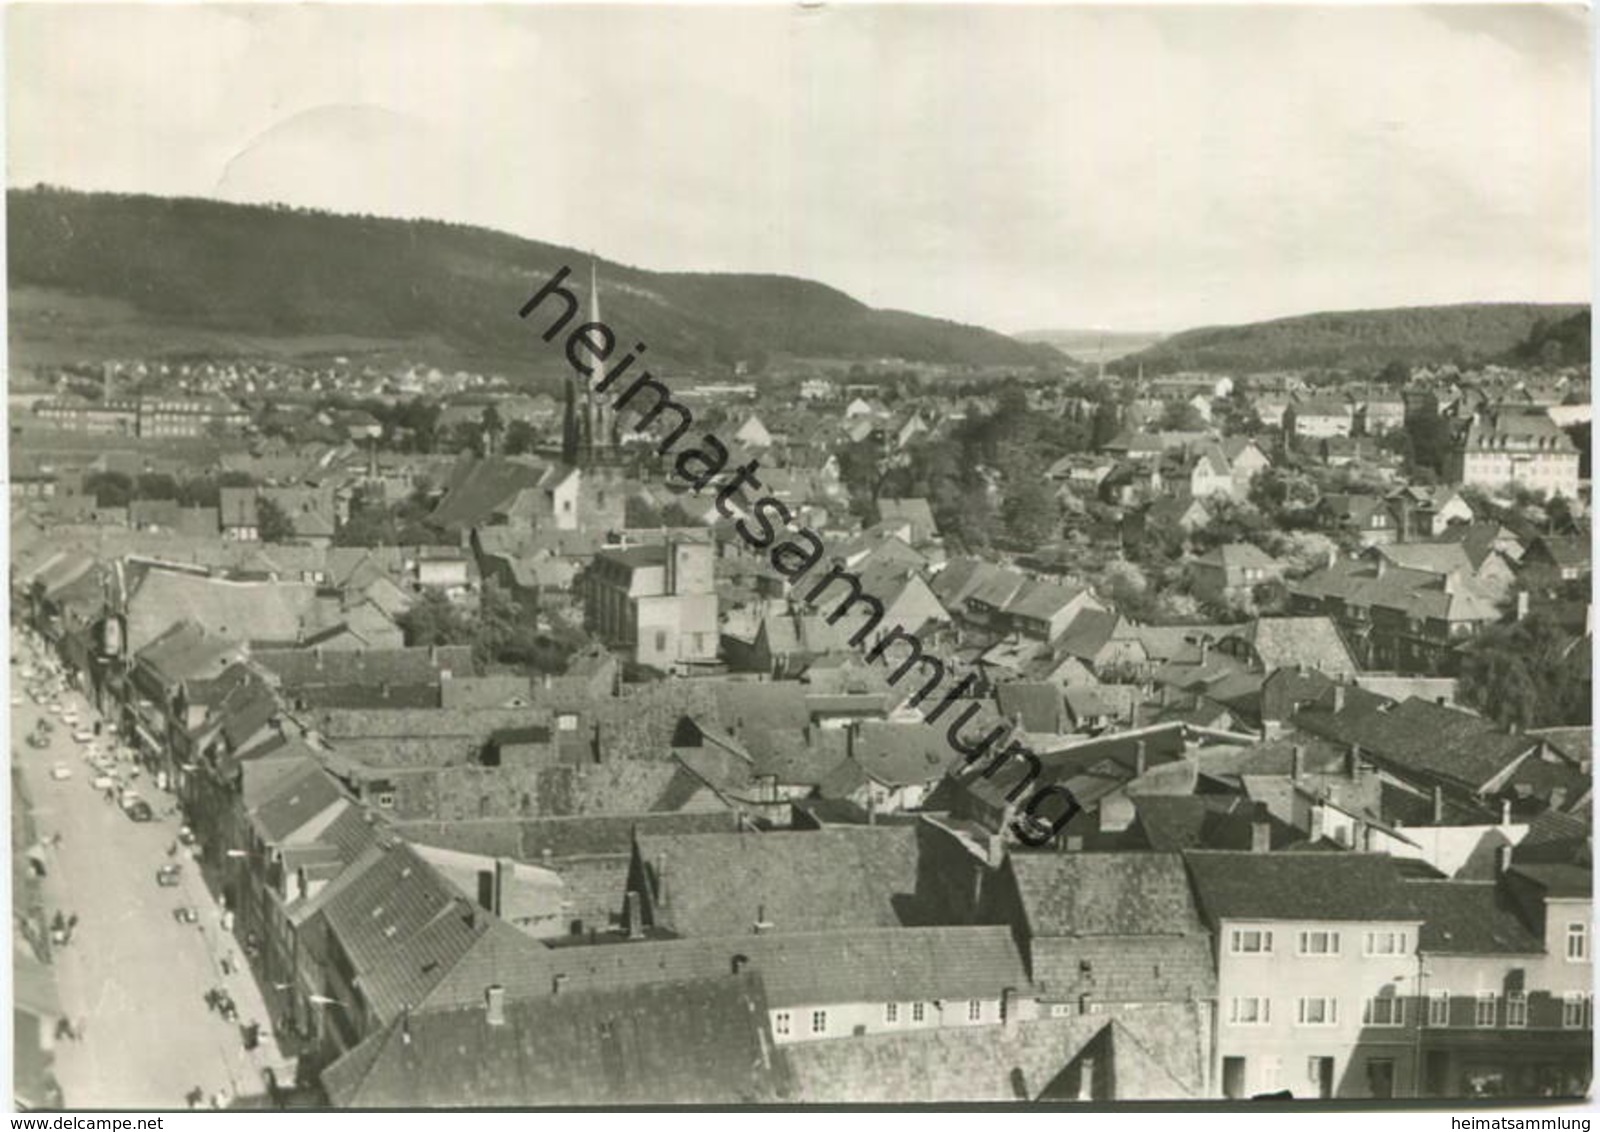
[485,984,506,1026]
[1347,744,1363,780]
[1501,799,1512,826]
[1250,819,1271,853]
[625,890,644,940]
[655,853,669,908]
[1495,844,1513,876]
[1292,745,1305,783]
[1134,740,1148,778]
[1002,987,1020,1035]
[1332,685,1346,713]
[1515,590,1531,621]
[1431,785,1444,825]
[493,857,512,917]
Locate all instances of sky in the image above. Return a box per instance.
[6,3,1592,335]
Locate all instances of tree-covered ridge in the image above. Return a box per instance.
[7,186,1058,370]
[1113,302,1589,375]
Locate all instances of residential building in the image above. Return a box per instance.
[1186,851,1423,1099]
[583,538,719,673]
[1447,408,1581,499]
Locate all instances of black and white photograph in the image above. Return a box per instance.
[4,0,1594,1113]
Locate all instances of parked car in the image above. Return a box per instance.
[90,773,116,791]
[71,729,94,744]
[173,906,199,924]
[156,864,182,887]
[26,733,48,750]
[125,800,154,822]
[177,826,197,846]
[49,764,72,781]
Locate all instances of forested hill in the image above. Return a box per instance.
[1111,302,1589,375]
[7,187,1059,371]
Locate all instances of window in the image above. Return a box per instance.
[375,791,395,809]
[1507,992,1528,1028]
[1297,997,1338,1026]
[884,1003,898,1024]
[1567,922,1588,961]
[1428,991,1450,1027]
[1298,930,1341,956]
[1562,993,1591,1029]
[967,1000,982,1022]
[557,713,579,732]
[1230,929,1273,954]
[1475,992,1498,1028]
[1364,931,1406,956]
[774,1011,791,1036]
[911,1002,925,1023]
[810,1010,828,1035]
[653,630,668,653]
[1229,997,1271,1025]
[1363,996,1403,1027]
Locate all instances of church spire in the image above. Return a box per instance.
[587,257,615,462]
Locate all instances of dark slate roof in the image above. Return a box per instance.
[1010,852,1206,937]
[1407,881,1543,954]
[785,1010,1204,1102]
[1508,863,1592,898]
[254,645,473,688]
[1292,693,1535,791]
[429,456,555,530]
[315,841,490,1025]
[324,974,790,1107]
[997,682,1069,734]
[249,760,348,843]
[1183,851,1419,923]
[636,827,921,937]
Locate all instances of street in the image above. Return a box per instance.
[11,640,285,1110]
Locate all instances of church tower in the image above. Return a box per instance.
[587,261,616,463]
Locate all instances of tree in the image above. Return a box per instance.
[255,495,296,543]
[503,420,537,456]
[1458,613,1591,730]
[397,590,473,648]
[1159,399,1206,432]
[1001,479,1059,545]
[85,471,134,508]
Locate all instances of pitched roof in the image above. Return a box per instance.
[1009,852,1207,937]
[429,456,558,531]
[315,841,491,1024]
[1224,616,1357,676]
[1184,851,1418,922]
[1293,694,1535,792]
[126,568,319,650]
[1407,881,1543,954]
[635,827,921,937]
[325,974,789,1107]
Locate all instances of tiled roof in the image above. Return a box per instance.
[785,1008,1205,1102]
[126,568,319,649]
[1225,616,1357,676]
[1184,851,1418,922]
[1508,862,1592,898]
[255,645,473,689]
[429,455,557,530]
[635,827,921,936]
[316,841,490,1024]
[1010,852,1206,937]
[250,761,349,844]
[997,682,1069,734]
[325,974,790,1107]
[1293,694,1535,792]
[1407,880,1543,954]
